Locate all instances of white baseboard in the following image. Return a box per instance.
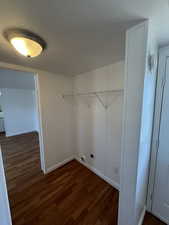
[45,156,74,174]
[6,130,37,137]
[148,211,169,225]
[75,157,120,191]
[44,156,120,191]
[138,206,146,225]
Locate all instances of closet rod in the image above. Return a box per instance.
[62,89,123,98]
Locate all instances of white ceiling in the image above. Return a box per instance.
[0,69,35,90]
[0,0,169,75]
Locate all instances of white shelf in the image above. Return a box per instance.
[62,89,123,109]
[62,89,123,97]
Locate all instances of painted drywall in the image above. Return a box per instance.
[135,27,158,224]
[73,61,124,187]
[0,88,38,137]
[0,147,12,225]
[0,69,35,90]
[118,22,149,225]
[37,71,74,171]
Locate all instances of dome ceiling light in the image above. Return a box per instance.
[4,29,47,58]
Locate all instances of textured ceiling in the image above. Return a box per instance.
[0,0,169,75]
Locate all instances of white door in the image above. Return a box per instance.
[152,56,169,224]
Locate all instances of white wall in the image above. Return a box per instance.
[135,26,158,224]
[74,61,124,188]
[1,88,38,137]
[37,71,74,171]
[0,69,35,90]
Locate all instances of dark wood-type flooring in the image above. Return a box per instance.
[0,132,166,225]
[143,213,166,225]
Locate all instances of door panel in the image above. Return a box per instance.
[152,57,169,224]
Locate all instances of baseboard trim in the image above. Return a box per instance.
[6,130,38,137]
[148,212,169,225]
[45,156,120,191]
[45,156,74,174]
[75,157,120,191]
[138,206,146,225]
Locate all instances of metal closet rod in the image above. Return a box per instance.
[62,89,124,97]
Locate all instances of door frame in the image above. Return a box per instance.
[147,45,169,214]
[34,74,46,172]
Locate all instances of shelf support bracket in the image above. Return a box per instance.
[95,93,107,109]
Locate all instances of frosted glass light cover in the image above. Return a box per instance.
[10,37,43,57]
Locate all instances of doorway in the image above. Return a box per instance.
[0,68,45,224]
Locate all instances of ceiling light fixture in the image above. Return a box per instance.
[4,29,47,58]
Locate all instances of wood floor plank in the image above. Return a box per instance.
[0,132,165,225]
[0,132,119,225]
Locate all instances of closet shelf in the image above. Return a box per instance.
[62,89,123,97]
[62,89,123,109]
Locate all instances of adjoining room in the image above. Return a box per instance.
[0,69,43,208]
